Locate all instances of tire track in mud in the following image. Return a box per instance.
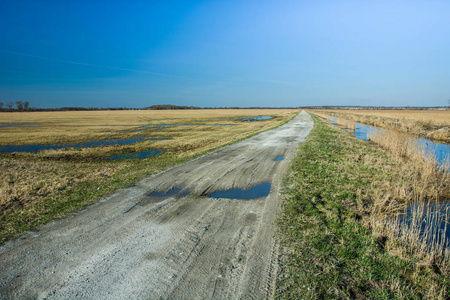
[0,111,313,299]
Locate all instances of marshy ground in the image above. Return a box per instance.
[0,109,297,243]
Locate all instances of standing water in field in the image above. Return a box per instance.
[239,116,274,121]
[0,123,38,128]
[0,136,165,154]
[318,113,450,249]
[107,149,166,160]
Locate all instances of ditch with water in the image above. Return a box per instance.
[318,113,450,249]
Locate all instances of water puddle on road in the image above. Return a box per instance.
[208,182,271,200]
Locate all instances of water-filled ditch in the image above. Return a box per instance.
[396,202,450,249]
[320,115,450,168]
[318,113,450,249]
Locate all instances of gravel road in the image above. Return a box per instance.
[0,111,313,299]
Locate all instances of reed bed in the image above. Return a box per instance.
[315,109,450,143]
[368,129,450,202]
[367,128,450,285]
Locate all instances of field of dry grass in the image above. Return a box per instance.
[315,109,450,143]
[0,109,298,242]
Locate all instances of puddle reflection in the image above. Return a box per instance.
[209,182,271,200]
[398,201,450,249]
[0,136,165,154]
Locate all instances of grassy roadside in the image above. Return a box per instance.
[276,114,449,299]
[0,111,298,244]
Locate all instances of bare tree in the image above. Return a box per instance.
[23,101,30,111]
[0,101,3,110]
[6,102,13,111]
[16,100,23,111]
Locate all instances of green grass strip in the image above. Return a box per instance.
[276,114,448,299]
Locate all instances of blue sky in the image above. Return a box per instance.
[1,0,449,108]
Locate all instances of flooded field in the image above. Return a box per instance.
[0,109,299,243]
[107,149,166,160]
[0,123,38,129]
[0,110,288,159]
[0,136,165,154]
[239,116,274,121]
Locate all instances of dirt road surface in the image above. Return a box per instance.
[0,111,313,299]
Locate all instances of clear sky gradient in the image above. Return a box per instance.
[1,0,449,108]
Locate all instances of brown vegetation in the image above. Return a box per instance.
[0,109,298,242]
[315,109,450,143]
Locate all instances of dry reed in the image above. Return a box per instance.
[316,111,450,289]
[366,128,450,287]
[314,109,450,143]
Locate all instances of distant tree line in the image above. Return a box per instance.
[0,100,31,112]
[144,104,200,110]
[1,102,448,112]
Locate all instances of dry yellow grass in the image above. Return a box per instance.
[0,109,295,145]
[317,109,450,126]
[0,109,298,242]
[314,109,450,143]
